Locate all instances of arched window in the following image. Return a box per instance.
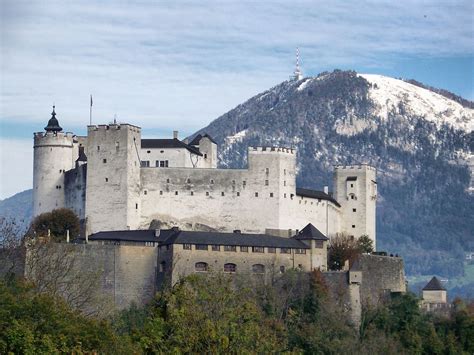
[195,262,208,272]
[224,263,236,273]
[252,264,265,274]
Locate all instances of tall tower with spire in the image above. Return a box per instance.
[33,106,76,217]
[291,47,303,81]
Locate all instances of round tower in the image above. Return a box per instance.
[33,106,75,217]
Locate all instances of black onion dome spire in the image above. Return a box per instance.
[44,105,63,132]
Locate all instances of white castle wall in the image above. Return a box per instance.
[333,165,377,247]
[33,132,76,217]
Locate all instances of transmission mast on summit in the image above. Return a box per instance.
[291,47,303,81]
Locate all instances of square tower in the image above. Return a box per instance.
[333,165,377,248]
[85,124,142,234]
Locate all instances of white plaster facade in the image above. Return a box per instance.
[33,119,377,244]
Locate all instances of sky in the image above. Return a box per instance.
[0,0,473,199]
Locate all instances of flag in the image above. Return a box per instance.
[90,95,93,107]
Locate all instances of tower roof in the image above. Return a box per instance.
[44,105,63,132]
[293,223,328,241]
[423,276,446,291]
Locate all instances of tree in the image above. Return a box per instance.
[28,208,80,242]
[328,233,360,270]
[358,234,374,253]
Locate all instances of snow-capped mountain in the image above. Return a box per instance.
[192,70,473,278]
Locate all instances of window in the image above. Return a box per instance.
[195,244,208,251]
[298,264,303,269]
[265,168,269,174]
[195,262,208,272]
[187,178,191,183]
[166,178,170,183]
[280,248,291,254]
[243,181,246,187]
[265,180,269,186]
[240,246,248,252]
[221,192,225,196]
[315,241,324,248]
[183,244,192,250]
[204,153,207,159]
[232,180,235,185]
[190,191,194,196]
[97,146,100,151]
[135,203,138,209]
[284,193,287,198]
[351,195,355,200]
[295,248,306,254]
[284,169,286,175]
[255,192,258,197]
[252,246,264,253]
[224,263,236,273]
[350,184,354,188]
[155,160,160,167]
[144,190,147,195]
[353,208,356,212]
[280,266,285,273]
[270,193,274,197]
[159,191,163,195]
[268,247,276,253]
[160,161,167,168]
[103,158,107,163]
[284,181,286,186]
[236,192,240,196]
[141,160,150,167]
[352,225,356,228]
[224,245,236,252]
[206,191,210,196]
[115,142,119,151]
[105,178,108,182]
[252,264,265,273]
[212,245,220,251]
[175,191,178,195]
[210,179,214,184]
[159,261,166,272]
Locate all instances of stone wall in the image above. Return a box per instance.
[351,254,406,306]
[64,164,87,221]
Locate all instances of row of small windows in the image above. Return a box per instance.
[160,262,287,274]
[182,244,306,254]
[141,160,169,168]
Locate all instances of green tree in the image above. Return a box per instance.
[29,208,80,242]
[328,233,360,270]
[357,234,374,253]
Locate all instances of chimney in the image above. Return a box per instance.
[155,229,161,237]
[324,186,329,194]
[173,130,179,139]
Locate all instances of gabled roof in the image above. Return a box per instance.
[189,133,217,146]
[141,138,202,156]
[87,229,175,242]
[294,223,328,241]
[423,276,446,291]
[295,188,341,207]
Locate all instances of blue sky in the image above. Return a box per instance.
[0,0,473,199]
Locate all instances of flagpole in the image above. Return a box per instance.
[89,95,93,125]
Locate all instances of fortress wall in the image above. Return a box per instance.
[351,254,406,306]
[25,243,158,312]
[64,164,87,221]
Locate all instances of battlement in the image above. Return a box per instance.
[34,131,75,139]
[334,164,375,171]
[87,123,141,133]
[249,146,296,154]
[33,131,75,147]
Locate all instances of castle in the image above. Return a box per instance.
[33,106,377,245]
[26,106,407,319]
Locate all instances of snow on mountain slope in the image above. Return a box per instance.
[359,74,473,132]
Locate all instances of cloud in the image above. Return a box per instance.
[0,0,472,196]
